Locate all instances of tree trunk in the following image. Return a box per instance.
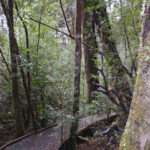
[120,2,150,150]
[0,0,24,136]
[68,0,84,149]
[83,1,99,103]
[94,0,132,113]
[15,3,37,129]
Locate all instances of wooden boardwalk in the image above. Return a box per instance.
[0,113,117,150]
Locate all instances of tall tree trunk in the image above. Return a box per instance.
[0,0,24,136]
[68,0,84,149]
[94,0,132,113]
[120,2,150,150]
[83,1,100,103]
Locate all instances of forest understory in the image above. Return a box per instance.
[0,0,150,149]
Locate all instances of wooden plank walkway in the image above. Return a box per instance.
[0,113,117,150]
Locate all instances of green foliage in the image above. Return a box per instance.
[0,0,141,131]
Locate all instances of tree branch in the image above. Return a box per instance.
[29,16,74,39]
[0,68,9,82]
[59,0,72,36]
[0,0,9,20]
[15,2,29,48]
[0,47,11,74]
[26,15,104,56]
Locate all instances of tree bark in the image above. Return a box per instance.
[0,0,24,136]
[120,2,150,150]
[83,1,99,103]
[68,0,84,149]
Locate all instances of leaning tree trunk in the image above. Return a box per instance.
[83,1,100,103]
[94,0,132,113]
[120,2,150,150]
[68,0,84,150]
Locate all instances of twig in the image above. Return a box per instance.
[29,16,74,39]
[27,16,104,56]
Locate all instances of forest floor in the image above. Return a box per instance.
[0,120,15,147]
[0,113,122,150]
[60,114,122,150]
[76,119,121,150]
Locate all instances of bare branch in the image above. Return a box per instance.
[29,16,74,39]
[59,0,72,36]
[26,15,104,56]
